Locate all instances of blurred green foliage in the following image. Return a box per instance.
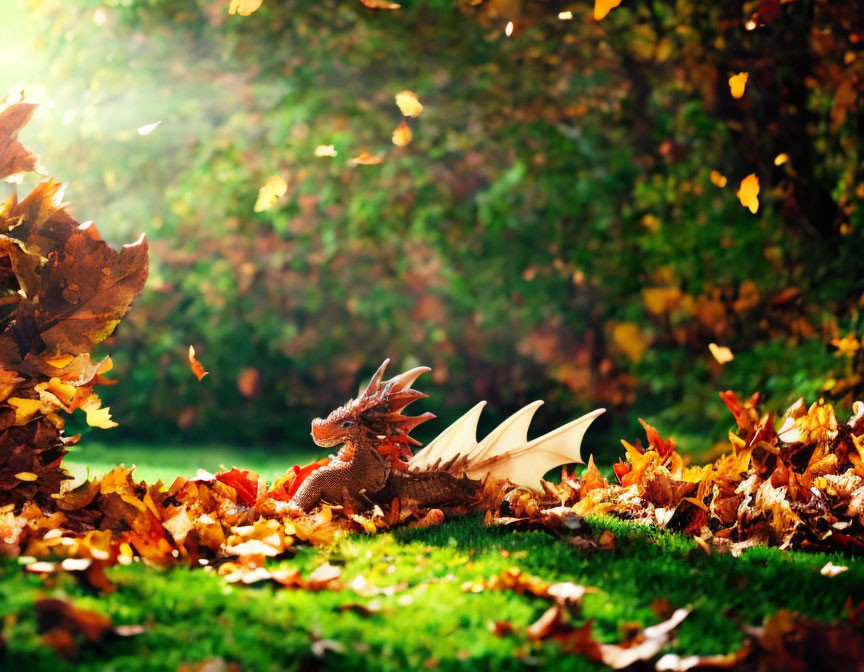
[1,0,861,456]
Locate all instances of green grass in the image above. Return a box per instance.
[63,441,320,484]
[3,443,863,671]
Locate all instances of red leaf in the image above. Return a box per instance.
[612,461,630,483]
[215,468,258,507]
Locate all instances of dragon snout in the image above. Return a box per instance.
[310,417,340,447]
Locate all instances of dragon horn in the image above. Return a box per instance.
[361,358,390,398]
[387,366,431,392]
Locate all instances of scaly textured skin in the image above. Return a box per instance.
[290,437,391,512]
[288,360,480,513]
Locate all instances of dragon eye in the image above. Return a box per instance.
[340,420,354,428]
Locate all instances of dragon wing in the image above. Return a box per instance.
[409,402,605,492]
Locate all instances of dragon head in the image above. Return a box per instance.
[310,359,435,450]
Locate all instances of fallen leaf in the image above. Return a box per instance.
[774,153,789,166]
[188,345,209,381]
[819,561,848,577]
[308,563,342,590]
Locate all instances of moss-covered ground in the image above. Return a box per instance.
[2,444,862,671]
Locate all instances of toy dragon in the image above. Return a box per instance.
[289,359,604,514]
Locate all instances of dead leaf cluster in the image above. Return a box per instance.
[0,94,148,510]
[488,392,864,556]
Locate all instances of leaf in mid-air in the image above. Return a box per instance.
[709,343,734,364]
[395,90,423,118]
[736,173,760,213]
[229,0,263,16]
[188,345,209,381]
[253,176,287,212]
[728,72,749,99]
[392,121,413,147]
[594,0,622,21]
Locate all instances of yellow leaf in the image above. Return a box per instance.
[229,0,263,16]
[728,72,749,99]
[558,10,573,20]
[46,354,74,369]
[392,121,413,147]
[314,145,337,158]
[7,397,44,425]
[360,0,400,7]
[736,173,760,213]
[253,176,287,213]
[709,170,727,188]
[14,472,38,481]
[395,90,423,118]
[97,356,114,375]
[594,0,621,21]
[708,343,734,364]
[774,153,789,166]
[611,322,651,363]
[79,394,118,429]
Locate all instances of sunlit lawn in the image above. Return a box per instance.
[3,443,864,671]
[63,441,320,485]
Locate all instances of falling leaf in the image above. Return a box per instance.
[395,90,423,118]
[228,0,263,16]
[558,11,573,20]
[710,170,727,188]
[728,72,749,99]
[359,0,400,7]
[737,173,760,213]
[709,343,734,364]
[504,21,514,36]
[594,0,622,21]
[347,152,384,167]
[819,561,848,577]
[136,121,161,136]
[79,394,118,429]
[314,145,337,158]
[253,175,287,212]
[774,153,789,166]
[188,345,209,381]
[392,121,413,147]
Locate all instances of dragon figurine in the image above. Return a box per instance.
[289,359,605,514]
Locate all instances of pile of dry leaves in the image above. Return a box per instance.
[0,93,148,511]
[491,392,864,556]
